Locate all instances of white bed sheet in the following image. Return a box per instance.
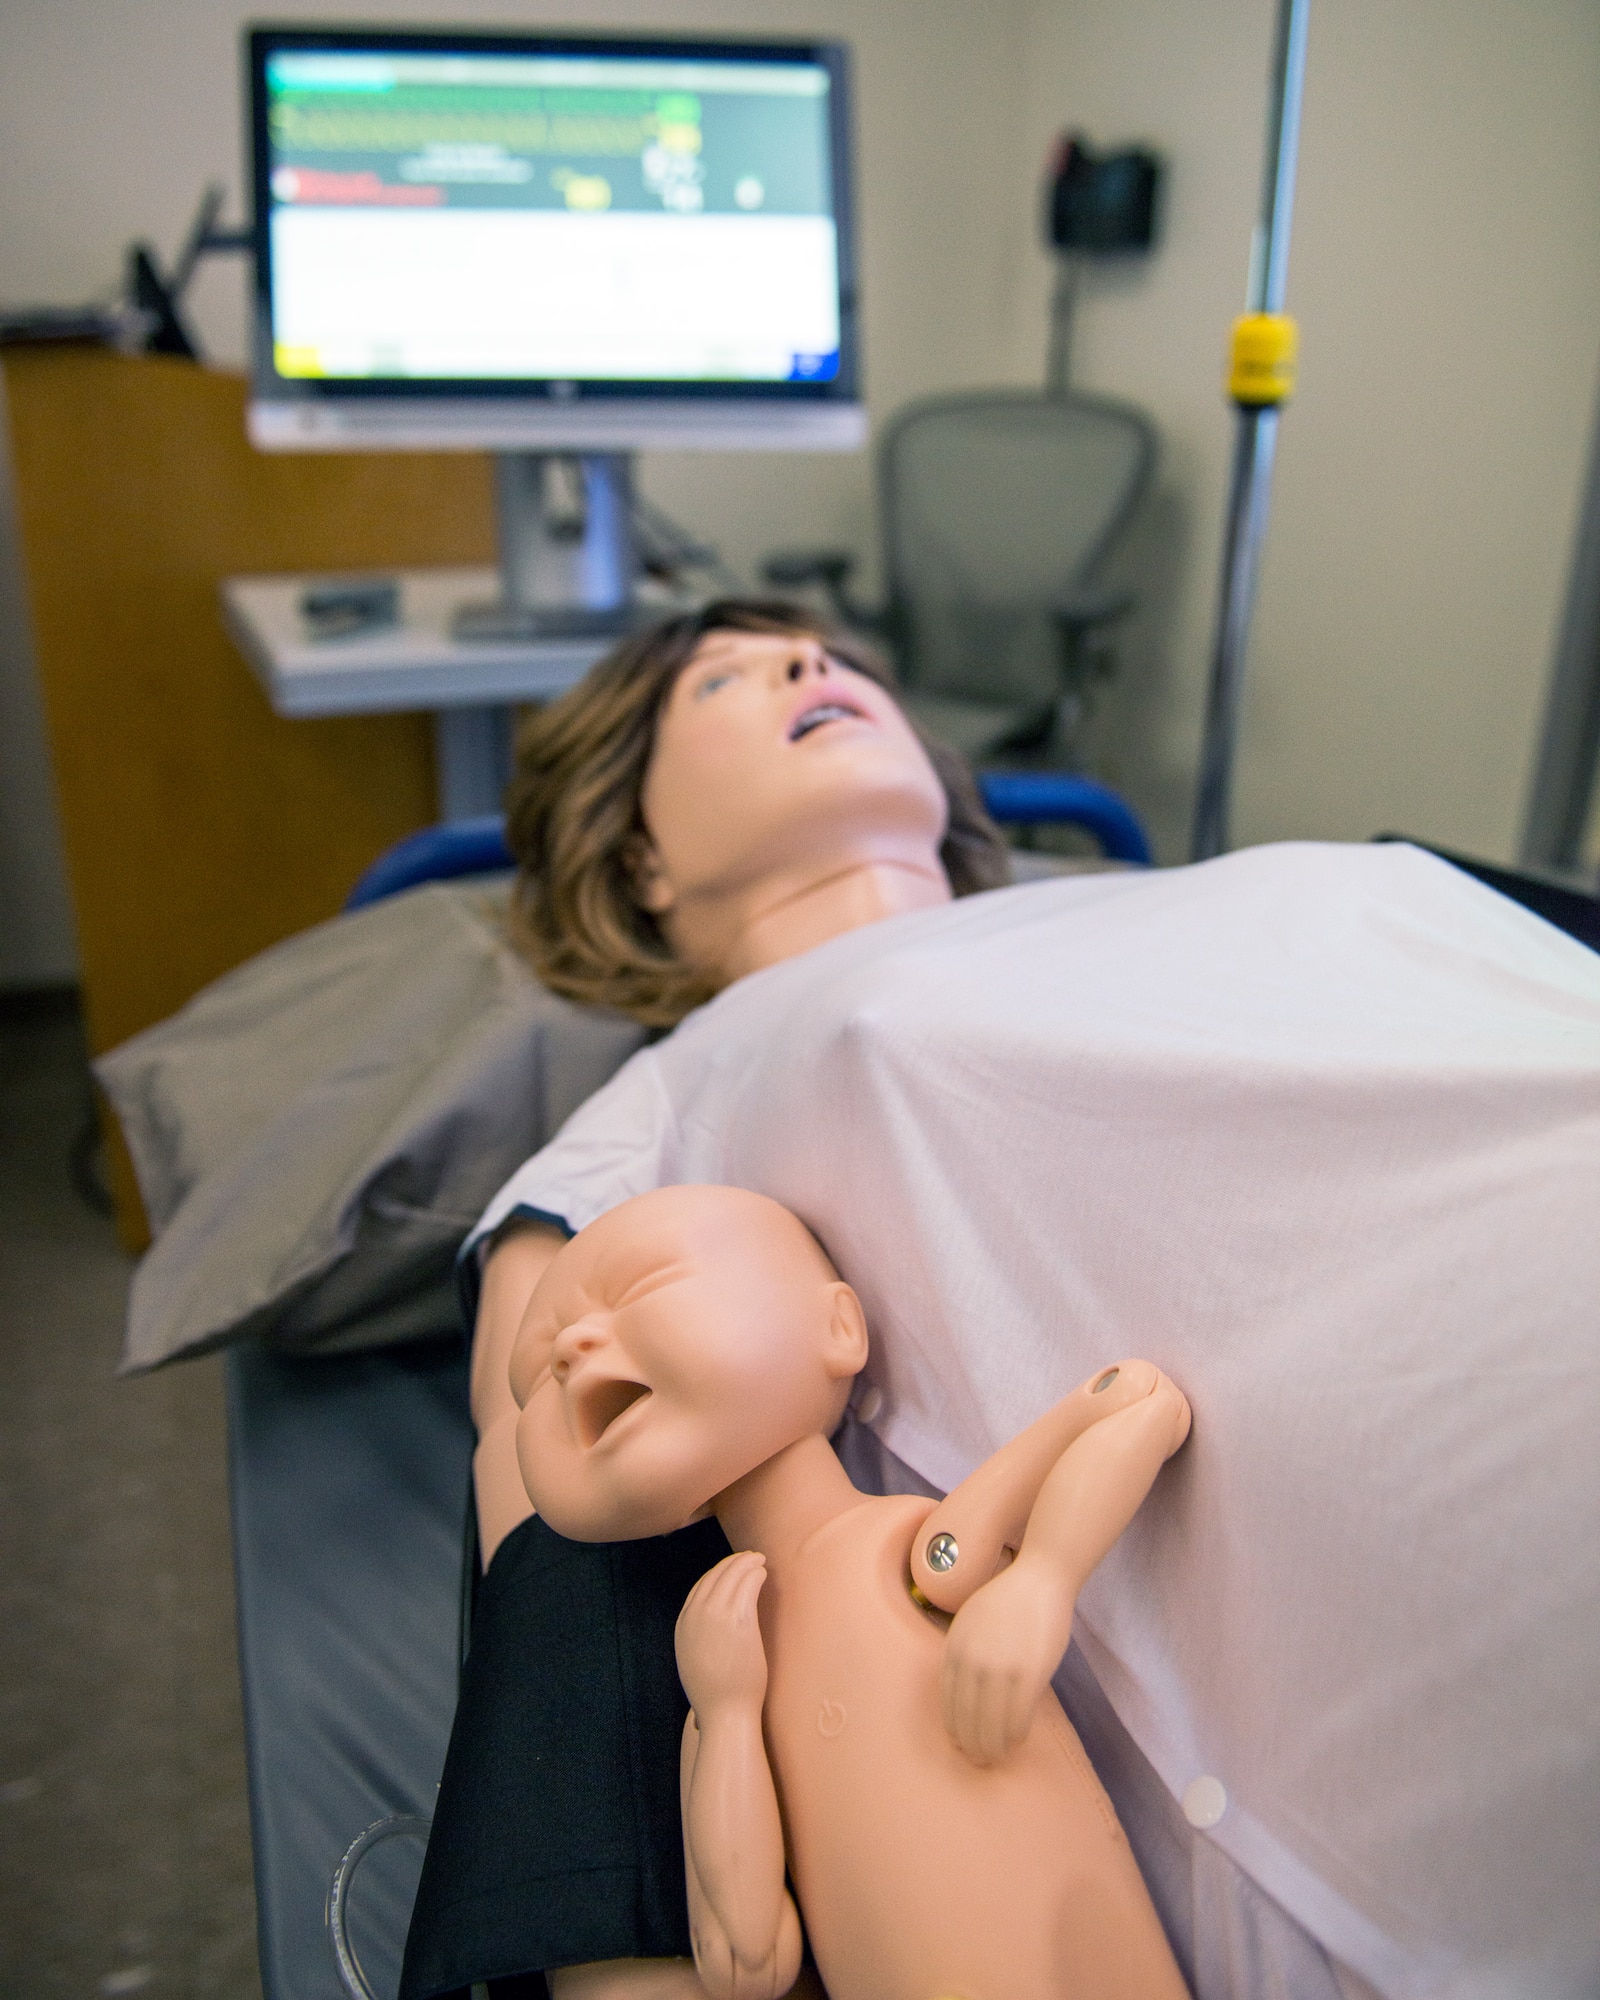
[474,842,1600,2000]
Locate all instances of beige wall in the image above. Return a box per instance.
[1010,0,1600,861]
[2,0,1597,955]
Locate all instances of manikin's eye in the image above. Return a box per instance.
[692,669,738,700]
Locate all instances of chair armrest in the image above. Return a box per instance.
[1051,585,1137,633]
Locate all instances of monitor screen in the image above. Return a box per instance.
[246,26,864,451]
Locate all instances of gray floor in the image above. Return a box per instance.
[0,996,262,2000]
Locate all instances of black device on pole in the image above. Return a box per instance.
[1190,0,1310,861]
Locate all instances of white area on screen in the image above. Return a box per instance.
[270,208,841,383]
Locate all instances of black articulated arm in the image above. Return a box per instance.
[760,550,886,636]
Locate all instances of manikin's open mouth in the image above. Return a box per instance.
[574,1376,651,1448]
[788,700,867,742]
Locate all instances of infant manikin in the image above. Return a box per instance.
[509,1185,1192,2000]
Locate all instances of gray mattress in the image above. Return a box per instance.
[225,1339,473,2000]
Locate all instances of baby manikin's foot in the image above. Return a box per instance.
[547,1958,711,2000]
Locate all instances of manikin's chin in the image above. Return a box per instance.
[531,1481,713,1545]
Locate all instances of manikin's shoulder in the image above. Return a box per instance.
[776,1491,943,1633]
[798,1491,939,1564]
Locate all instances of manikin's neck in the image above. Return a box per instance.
[714,1432,862,1568]
[672,854,952,987]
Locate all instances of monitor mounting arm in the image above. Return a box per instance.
[126,182,254,362]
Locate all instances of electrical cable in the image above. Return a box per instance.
[327,1813,433,2000]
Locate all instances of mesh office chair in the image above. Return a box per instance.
[767,390,1158,766]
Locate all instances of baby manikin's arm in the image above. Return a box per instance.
[911,1359,1190,1611]
[471,1220,566,1566]
[913,1360,1191,1765]
[676,1555,804,2000]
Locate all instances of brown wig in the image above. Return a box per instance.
[504,598,1011,1028]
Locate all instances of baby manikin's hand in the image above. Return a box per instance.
[675,1551,770,1720]
[940,1556,1076,1766]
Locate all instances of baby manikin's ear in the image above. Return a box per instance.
[824,1283,870,1378]
[626,834,675,915]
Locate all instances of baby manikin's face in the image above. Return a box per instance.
[511,1187,850,1541]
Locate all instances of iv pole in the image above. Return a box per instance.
[1189,0,1311,861]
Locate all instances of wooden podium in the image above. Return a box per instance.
[2,346,498,1243]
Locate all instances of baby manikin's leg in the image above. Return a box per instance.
[548,1959,711,1999]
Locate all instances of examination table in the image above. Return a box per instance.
[102,834,1599,2000]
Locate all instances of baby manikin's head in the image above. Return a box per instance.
[509,1185,868,1541]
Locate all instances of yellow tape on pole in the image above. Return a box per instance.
[1228,312,1298,406]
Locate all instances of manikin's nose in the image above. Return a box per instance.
[784,646,832,684]
[549,1316,609,1382]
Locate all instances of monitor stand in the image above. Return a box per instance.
[452,451,647,643]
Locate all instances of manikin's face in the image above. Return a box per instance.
[635,629,949,924]
[511,1186,867,1542]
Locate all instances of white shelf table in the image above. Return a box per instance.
[221,567,620,819]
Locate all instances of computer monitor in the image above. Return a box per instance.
[245,24,864,635]
[245,24,863,457]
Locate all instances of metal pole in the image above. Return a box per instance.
[1520,381,1600,875]
[1190,0,1311,861]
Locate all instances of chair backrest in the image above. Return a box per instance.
[880,391,1156,708]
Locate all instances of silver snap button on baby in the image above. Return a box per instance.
[1182,1775,1228,1829]
[855,1384,883,1424]
[925,1532,959,1572]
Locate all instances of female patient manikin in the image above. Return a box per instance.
[510,1184,1193,2000]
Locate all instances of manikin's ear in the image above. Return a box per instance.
[822,1282,870,1380]
[625,833,676,915]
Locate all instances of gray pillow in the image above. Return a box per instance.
[96,878,646,1373]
